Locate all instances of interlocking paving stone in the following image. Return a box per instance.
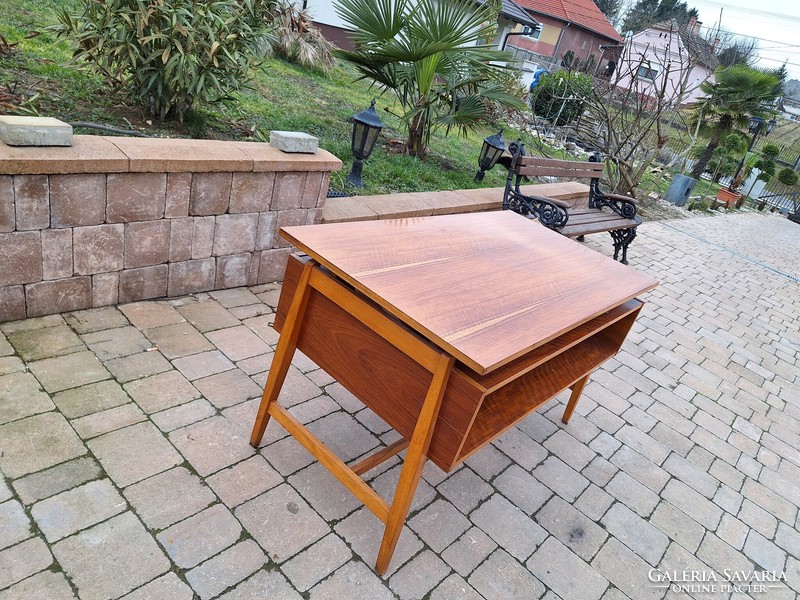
[493,426,548,471]
[7,325,84,362]
[0,537,53,590]
[143,322,214,359]
[172,349,236,381]
[429,573,484,600]
[80,326,152,360]
[437,466,495,514]
[185,540,267,600]
[119,573,194,600]
[88,421,182,487]
[441,526,497,578]
[205,325,272,362]
[217,569,301,600]
[71,403,147,439]
[11,456,101,506]
[52,512,170,600]
[532,456,590,503]
[0,371,53,424]
[104,350,172,383]
[176,299,241,333]
[389,549,450,600]
[743,530,787,572]
[124,369,200,414]
[285,462,362,521]
[535,495,608,561]
[601,503,669,566]
[64,306,129,334]
[27,350,110,393]
[31,479,126,542]
[0,412,86,478]
[493,464,552,515]
[527,536,609,600]
[334,507,422,576]
[237,484,330,564]
[408,499,471,553]
[124,466,216,530]
[307,561,393,600]
[157,503,241,569]
[469,548,545,600]
[150,398,216,432]
[119,301,184,330]
[169,416,254,476]
[604,471,660,518]
[0,569,75,600]
[591,538,662,600]
[193,368,263,408]
[0,499,31,550]
[52,379,131,419]
[280,533,351,592]
[471,494,547,561]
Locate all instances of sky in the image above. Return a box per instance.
[685,0,800,81]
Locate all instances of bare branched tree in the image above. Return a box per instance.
[707,28,759,67]
[578,24,704,196]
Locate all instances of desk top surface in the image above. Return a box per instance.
[281,211,658,374]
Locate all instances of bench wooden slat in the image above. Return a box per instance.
[517,157,605,171]
[565,212,631,225]
[517,165,603,179]
[562,220,636,237]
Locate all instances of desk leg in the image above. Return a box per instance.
[376,353,454,574]
[250,260,316,447]
[562,374,590,424]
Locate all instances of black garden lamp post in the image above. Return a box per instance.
[729,115,777,191]
[346,98,384,188]
[475,130,506,181]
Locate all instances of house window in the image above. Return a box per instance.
[636,62,658,81]
[522,25,541,41]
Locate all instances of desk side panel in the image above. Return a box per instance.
[275,254,483,471]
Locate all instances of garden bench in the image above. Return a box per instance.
[502,146,641,264]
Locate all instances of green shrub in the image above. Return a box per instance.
[55,0,275,121]
[530,71,592,126]
[778,167,799,187]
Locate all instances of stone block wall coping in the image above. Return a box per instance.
[321,181,590,223]
[0,135,342,175]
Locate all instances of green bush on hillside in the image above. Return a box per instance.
[530,71,591,126]
[55,0,275,121]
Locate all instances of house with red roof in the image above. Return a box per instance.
[506,0,622,74]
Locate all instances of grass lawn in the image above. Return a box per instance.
[0,0,530,195]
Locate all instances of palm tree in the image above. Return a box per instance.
[334,0,525,158]
[689,65,779,179]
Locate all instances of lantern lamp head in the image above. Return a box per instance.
[346,99,385,187]
[475,130,506,182]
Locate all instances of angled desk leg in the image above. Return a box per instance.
[562,374,590,424]
[249,260,454,575]
[377,353,453,574]
[250,259,316,447]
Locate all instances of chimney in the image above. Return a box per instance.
[711,37,720,51]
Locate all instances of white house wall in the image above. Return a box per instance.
[615,28,713,106]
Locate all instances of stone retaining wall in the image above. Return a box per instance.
[0,136,340,322]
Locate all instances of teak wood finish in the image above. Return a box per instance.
[250,211,657,574]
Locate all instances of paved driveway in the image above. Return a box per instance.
[0,212,798,600]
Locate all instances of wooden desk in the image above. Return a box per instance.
[250,211,657,573]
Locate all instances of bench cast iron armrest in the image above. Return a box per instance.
[590,189,639,221]
[504,190,569,229]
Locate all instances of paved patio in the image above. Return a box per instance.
[0,212,798,600]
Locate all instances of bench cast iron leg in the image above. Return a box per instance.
[610,228,636,264]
